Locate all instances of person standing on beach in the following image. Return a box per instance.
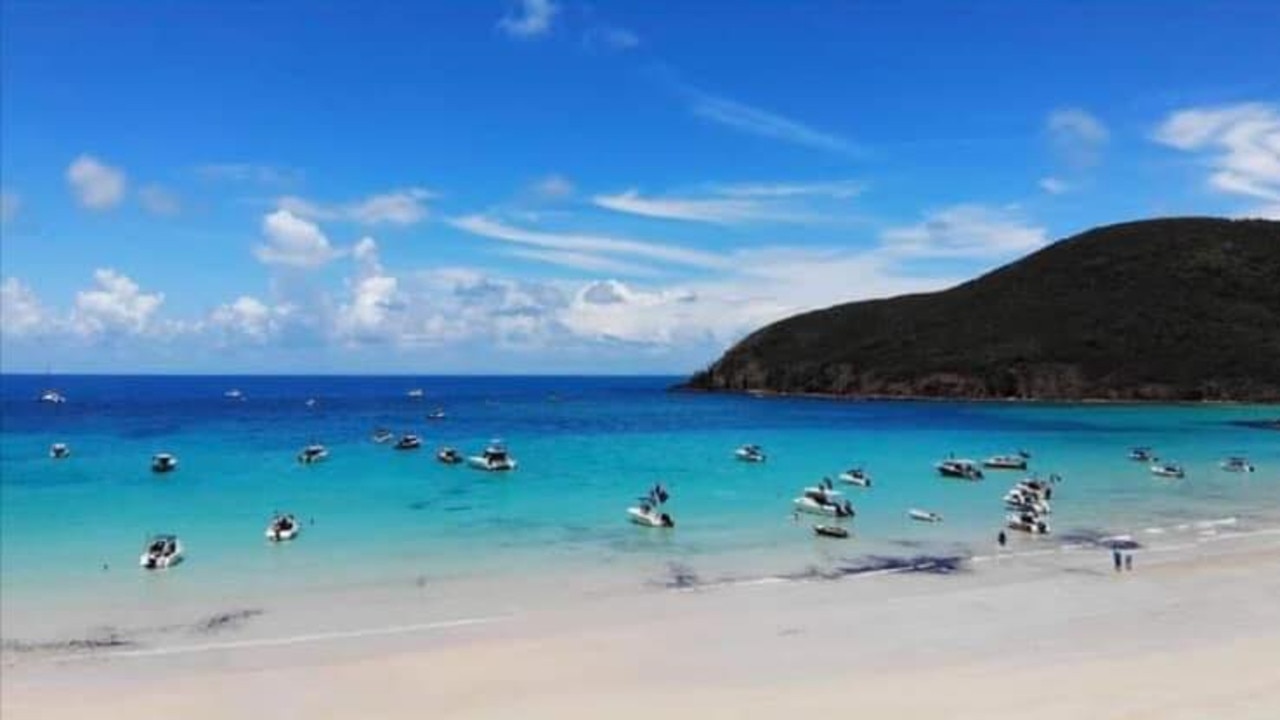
[1113,548,1122,572]
[1125,554,1133,571]
[998,530,1007,548]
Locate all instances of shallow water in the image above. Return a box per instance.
[2,375,1277,639]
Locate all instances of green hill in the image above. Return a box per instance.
[686,217,1280,401]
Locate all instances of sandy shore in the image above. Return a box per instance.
[4,529,1279,719]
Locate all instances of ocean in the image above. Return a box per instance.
[2,374,1276,644]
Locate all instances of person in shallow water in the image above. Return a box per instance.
[1113,548,1123,572]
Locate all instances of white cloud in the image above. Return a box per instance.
[583,25,639,51]
[498,0,559,39]
[593,188,808,224]
[532,174,575,199]
[713,180,864,199]
[334,237,406,343]
[1038,177,1070,195]
[0,278,48,336]
[71,269,165,337]
[881,205,1048,259]
[1153,102,1280,213]
[1047,108,1109,167]
[687,90,860,158]
[66,154,127,210]
[448,214,729,271]
[196,163,302,186]
[0,191,18,223]
[209,296,291,343]
[138,184,181,216]
[254,209,341,268]
[504,248,657,276]
[278,187,433,226]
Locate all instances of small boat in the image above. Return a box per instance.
[1219,456,1255,473]
[297,443,329,464]
[394,434,423,451]
[38,389,67,404]
[1150,462,1185,479]
[151,453,179,473]
[406,388,425,399]
[936,458,983,480]
[224,389,245,401]
[427,408,447,420]
[1128,447,1155,462]
[437,446,463,464]
[1003,494,1051,515]
[49,442,71,460]
[793,496,855,517]
[139,534,183,569]
[813,524,849,539]
[837,467,872,487]
[1013,479,1053,499]
[627,506,675,528]
[371,428,394,444]
[264,514,300,542]
[983,454,1028,470]
[1006,513,1050,535]
[467,440,517,471]
[908,508,943,523]
[735,444,766,463]
[305,398,318,408]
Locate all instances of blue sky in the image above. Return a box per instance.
[2,0,1278,373]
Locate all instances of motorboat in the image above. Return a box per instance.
[1006,512,1050,535]
[1004,493,1051,515]
[38,389,67,404]
[803,477,841,498]
[436,446,463,465]
[813,524,849,539]
[1150,462,1185,479]
[467,441,517,471]
[224,389,245,401]
[297,443,329,464]
[371,428,394,444]
[139,534,183,569]
[735,444,766,463]
[49,442,71,460]
[1014,479,1053,499]
[908,508,943,523]
[983,454,1028,470]
[1219,456,1256,473]
[151,453,179,473]
[265,513,301,542]
[394,434,423,451]
[1129,447,1155,462]
[837,467,872,487]
[305,398,318,408]
[936,458,983,480]
[427,408,447,420]
[407,388,425,399]
[793,495,855,518]
[627,505,675,528]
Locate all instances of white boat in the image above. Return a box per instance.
[468,441,517,471]
[151,453,179,473]
[908,508,943,523]
[1006,513,1050,535]
[838,468,872,487]
[436,447,463,464]
[627,506,675,528]
[297,444,329,464]
[793,496,855,517]
[936,458,983,480]
[407,388,425,399]
[735,444,766,463]
[394,434,423,451]
[139,534,183,569]
[813,524,849,539]
[39,389,67,404]
[224,388,245,401]
[1219,456,1255,473]
[305,398,318,408]
[983,454,1028,470]
[427,408,447,420]
[1128,447,1155,462]
[1150,462,1185,479]
[264,514,300,542]
[1004,493,1051,515]
[1013,479,1053,499]
[371,428,394,444]
[49,442,71,460]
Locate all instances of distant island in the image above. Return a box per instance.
[685,217,1280,402]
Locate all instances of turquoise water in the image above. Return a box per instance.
[2,375,1277,631]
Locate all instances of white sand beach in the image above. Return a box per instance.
[4,527,1279,719]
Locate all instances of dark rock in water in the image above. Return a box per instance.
[193,609,263,634]
[684,218,1280,402]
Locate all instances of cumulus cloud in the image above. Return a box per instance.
[254,209,341,268]
[71,269,165,337]
[278,188,433,226]
[333,237,407,343]
[1047,108,1109,168]
[1153,102,1280,216]
[498,0,559,39]
[66,154,127,210]
[0,278,48,336]
[880,205,1048,259]
[138,184,181,216]
[209,296,292,343]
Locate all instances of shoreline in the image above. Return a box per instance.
[672,385,1280,407]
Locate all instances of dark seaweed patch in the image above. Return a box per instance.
[652,562,701,589]
[2,628,136,654]
[782,554,968,581]
[192,608,263,634]
[407,500,434,511]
